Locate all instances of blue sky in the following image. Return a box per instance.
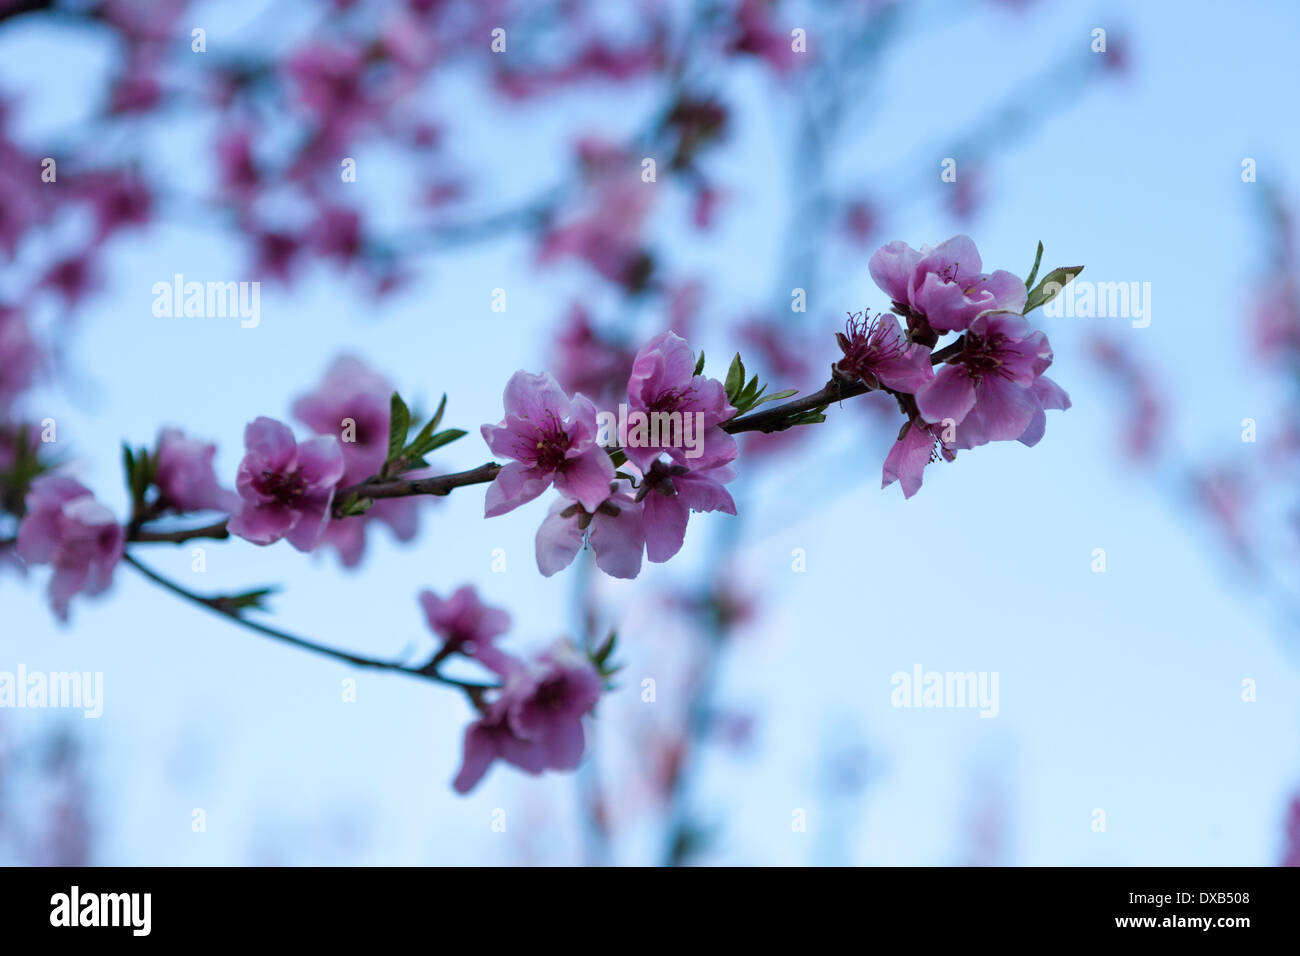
[2,0,1299,864]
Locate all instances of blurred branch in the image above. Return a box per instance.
[121,552,496,698]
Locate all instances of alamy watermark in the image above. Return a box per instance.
[595,405,706,459]
[151,273,260,328]
[1042,279,1151,328]
[890,664,999,718]
[0,665,103,718]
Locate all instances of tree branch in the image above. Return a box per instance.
[121,552,496,697]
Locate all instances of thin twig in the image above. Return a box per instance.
[121,552,496,696]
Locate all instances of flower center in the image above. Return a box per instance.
[534,676,568,711]
[523,411,570,471]
[959,331,1010,380]
[259,468,306,504]
[835,313,905,385]
[649,384,695,413]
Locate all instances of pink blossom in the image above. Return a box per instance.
[453,641,602,793]
[311,206,363,263]
[869,235,1026,335]
[419,585,511,659]
[154,428,237,513]
[292,355,392,482]
[0,306,41,415]
[293,355,425,566]
[38,255,98,307]
[535,483,645,579]
[549,304,637,408]
[625,331,737,471]
[882,416,955,499]
[640,458,737,562]
[215,128,260,203]
[285,43,373,129]
[537,140,655,289]
[0,126,51,257]
[729,0,803,74]
[833,312,934,393]
[15,476,123,620]
[916,312,1068,449]
[78,169,152,243]
[481,371,615,517]
[252,229,301,282]
[227,417,344,551]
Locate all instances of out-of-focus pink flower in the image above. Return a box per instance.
[108,66,161,114]
[729,0,803,74]
[216,129,260,203]
[311,206,363,263]
[252,229,301,282]
[1281,793,1300,866]
[549,304,637,408]
[1089,334,1163,461]
[946,166,985,223]
[293,355,425,567]
[16,476,123,620]
[154,428,237,513]
[842,201,878,246]
[625,331,737,471]
[419,585,511,660]
[834,312,934,393]
[293,355,392,482]
[535,482,645,579]
[0,120,51,257]
[0,306,41,415]
[869,235,1025,335]
[1192,469,1250,560]
[78,169,152,243]
[38,255,98,307]
[1251,276,1300,361]
[481,371,614,517]
[286,43,372,129]
[227,417,344,551]
[537,140,655,290]
[453,641,602,793]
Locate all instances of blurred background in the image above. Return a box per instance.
[2,0,1299,866]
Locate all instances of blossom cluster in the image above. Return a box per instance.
[419,586,606,793]
[7,235,1073,617]
[482,331,738,580]
[852,235,1072,497]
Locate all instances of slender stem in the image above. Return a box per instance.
[337,462,502,504]
[121,552,495,695]
[131,520,230,543]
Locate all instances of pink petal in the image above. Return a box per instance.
[534,501,584,577]
[484,461,552,518]
[916,365,977,425]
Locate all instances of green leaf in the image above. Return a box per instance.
[205,586,281,614]
[388,392,411,463]
[422,428,466,453]
[724,353,745,405]
[693,351,706,377]
[591,631,617,667]
[1024,241,1044,291]
[122,443,136,491]
[750,388,799,408]
[1025,265,1084,313]
[338,492,375,517]
[427,393,448,434]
